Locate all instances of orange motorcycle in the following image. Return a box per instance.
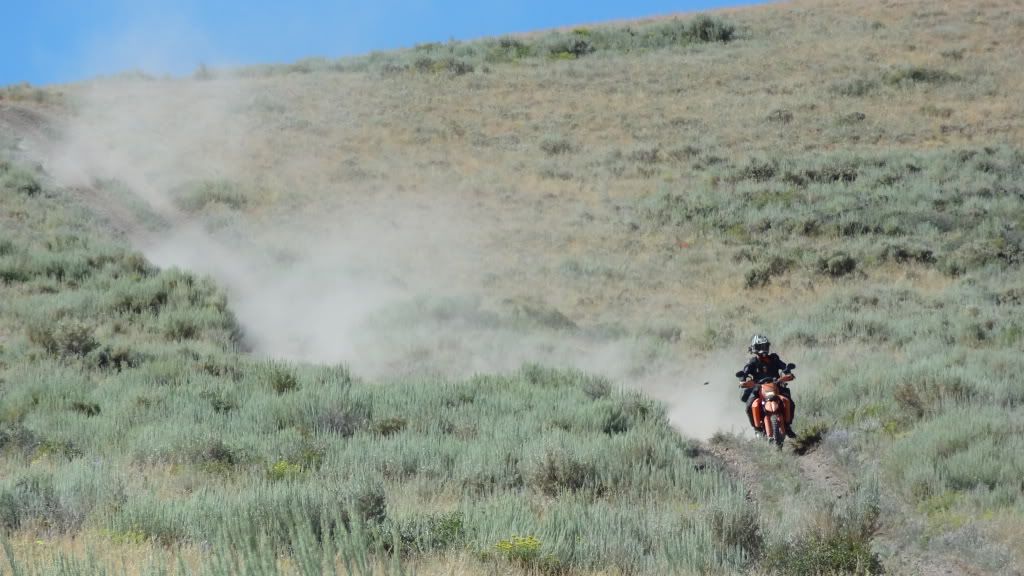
[737,366,795,447]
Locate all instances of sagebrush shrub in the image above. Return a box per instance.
[818,252,857,277]
[28,319,99,357]
[267,459,303,481]
[764,530,882,576]
[373,416,407,436]
[884,66,959,86]
[582,378,612,400]
[160,313,200,341]
[688,14,736,42]
[267,365,299,393]
[745,256,793,289]
[316,401,370,436]
[539,135,574,156]
[200,439,236,466]
[172,180,248,212]
[70,401,100,417]
[530,448,602,496]
[1,165,42,196]
[830,77,878,96]
[351,483,387,524]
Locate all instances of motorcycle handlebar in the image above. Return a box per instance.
[738,374,794,388]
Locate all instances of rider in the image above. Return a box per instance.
[738,334,797,438]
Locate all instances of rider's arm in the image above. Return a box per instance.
[739,359,758,381]
[773,354,793,375]
[773,355,794,383]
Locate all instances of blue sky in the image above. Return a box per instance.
[4,0,768,87]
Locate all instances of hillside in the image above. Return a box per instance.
[1,0,1023,574]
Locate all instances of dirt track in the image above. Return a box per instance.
[0,104,56,159]
[705,435,985,576]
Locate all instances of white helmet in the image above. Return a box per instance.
[749,334,770,355]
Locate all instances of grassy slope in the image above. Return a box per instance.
[2,0,1024,573]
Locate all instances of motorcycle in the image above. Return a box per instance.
[736,363,795,447]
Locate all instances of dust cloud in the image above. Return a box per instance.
[37,77,753,440]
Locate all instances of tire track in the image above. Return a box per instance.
[704,434,986,576]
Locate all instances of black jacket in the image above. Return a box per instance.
[739,353,791,382]
[739,353,793,401]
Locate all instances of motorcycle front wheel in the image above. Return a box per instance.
[769,415,784,448]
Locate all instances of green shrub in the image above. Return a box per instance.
[1,165,42,196]
[581,378,612,400]
[316,400,370,436]
[0,490,19,529]
[266,364,299,394]
[200,439,237,467]
[792,422,829,455]
[397,511,465,553]
[0,423,40,457]
[492,534,562,574]
[878,242,936,265]
[734,160,777,182]
[709,496,761,560]
[267,459,303,481]
[172,180,248,212]
[444,58,474,75]
[830,77,879,97]
[494,534,561,573]
[539,135,575,156]
[529,447,602,496]
[817,252,858,277]
[0,258,29,283]
[351,483,387,524]
[628,146,661,165]
[27,319,99,357]
[560,38,594,58]
[687,14,736,42]
[202,390,237,413]
[601,395,655,435]
[837,111,867,124]
[373,417,407,436]
[505,297,577,330]
[497,36,532,59]
[767,108,793,124]
[763,531,882,575]
[5,470,85,532]
[745,256,793,289]
[93,344,147,371]
[69,401,100,417]
[884,66,959,86]
[160,312,200,340]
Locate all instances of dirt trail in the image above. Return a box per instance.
[0,104,58,160]
[1,104,168,240]
[704,436,981,576]
[704,435,852,503]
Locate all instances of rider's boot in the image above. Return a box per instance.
[745,406,764,437]
[785,399,797,438]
